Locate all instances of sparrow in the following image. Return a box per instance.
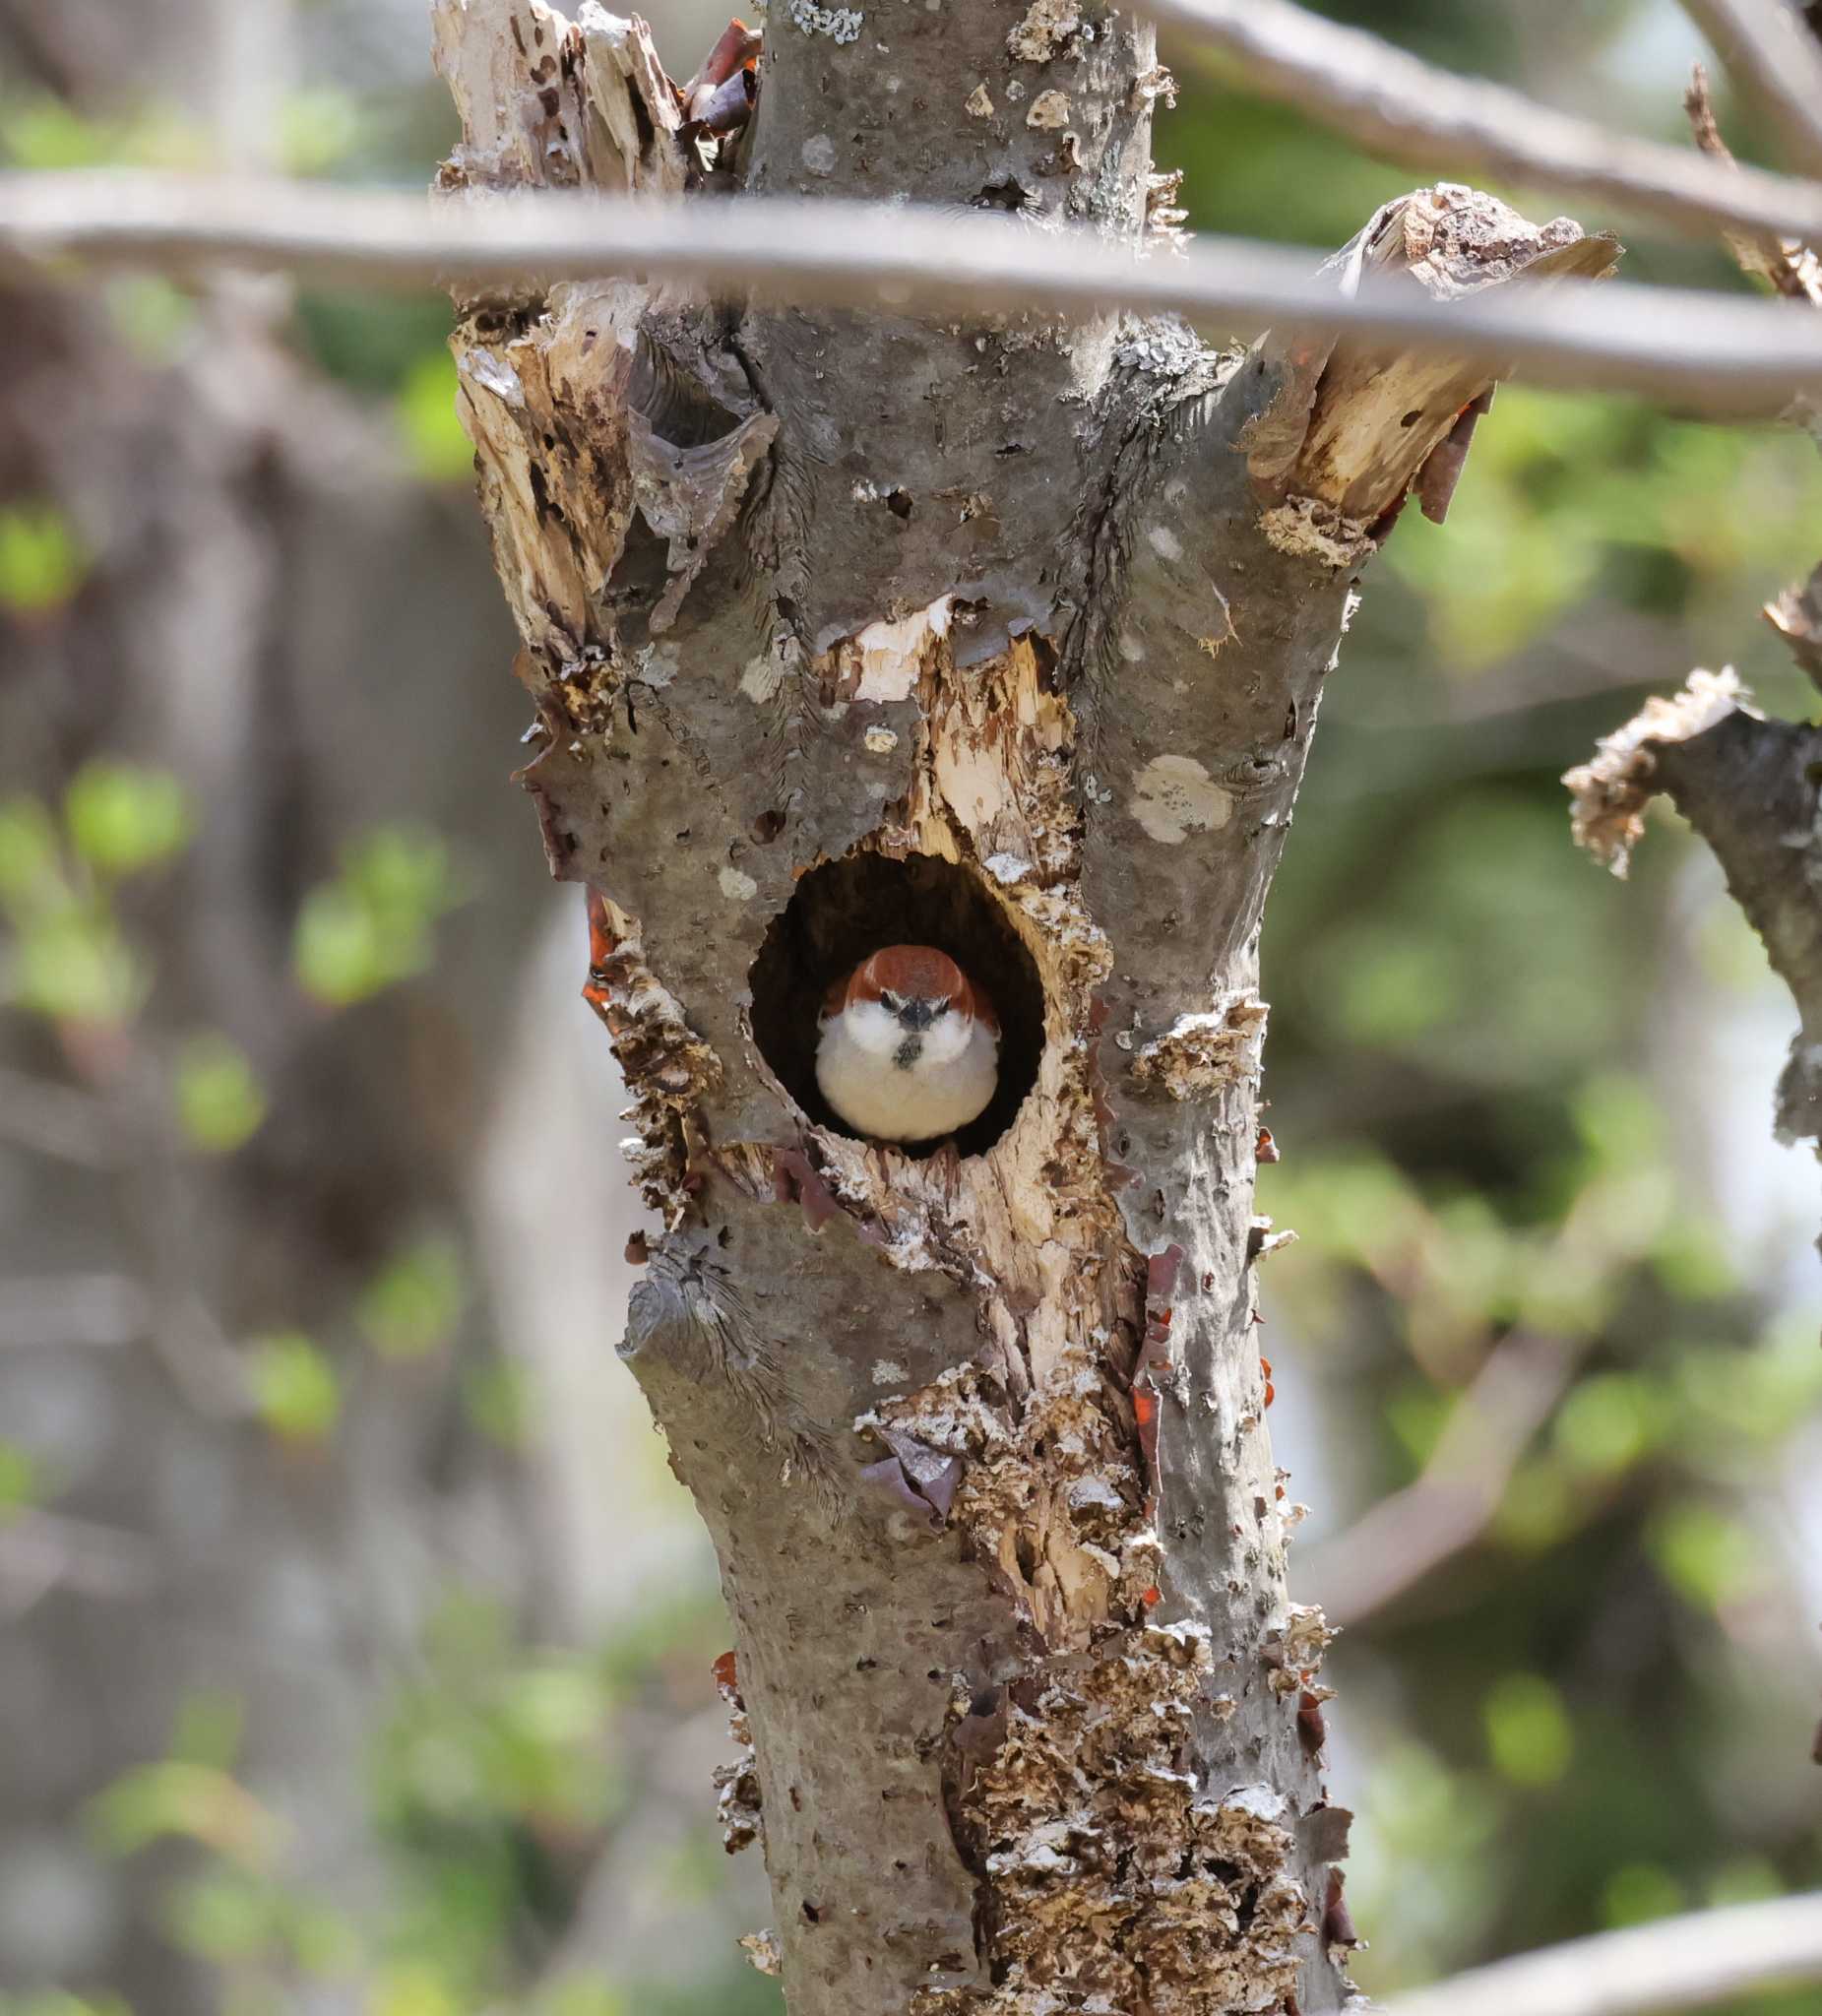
[815,944,999,1144]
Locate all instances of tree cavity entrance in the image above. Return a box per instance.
[748,851,1045,1158]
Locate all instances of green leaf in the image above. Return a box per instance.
[1551,1372,1666,1479]
[63,762,195,877]
[0,795,60,910]
[174,1034,268,1155]
[1483,1672,1573,1787]
[357,1238,466,1360]
[0,505,86,615]
[276,89,360,176]
[0,1440,40,1522]
[367,1965,462,2016]
[396,351,476,485]
[14,905,147,1026]
[247,1333,342,1444]
[160,1869,279,1963]
[90,1759,283,1866]
[1602,1861,1683,1927]
[1648,1501,1762,1610]
[293,824,464,1007]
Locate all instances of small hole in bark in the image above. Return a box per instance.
[1400,409,1423,427]
[747,850,1044,1156]
[886,487,914,520]
[973,176,1034,213]
[802,1902,822,1924]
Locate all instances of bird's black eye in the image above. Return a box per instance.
[880,990,902,1013]
[931,1000,950,1017]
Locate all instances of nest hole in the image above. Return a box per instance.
[748,851,1045,1158]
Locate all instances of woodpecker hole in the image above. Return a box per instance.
[747,850,1045,1157]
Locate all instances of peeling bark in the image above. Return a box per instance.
[433,4,1608,2009]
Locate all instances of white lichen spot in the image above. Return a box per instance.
[719,866,759,901]
[1026,89,1071,129]
[965,82,994,117]
[1004,78,1027,101]
[740,656,785,703]
[871,1358,908,1385]
[1131,754,1232,845]
[635,643,677,687]
[1146,523,1184,562]
[853,594,952,702]
[1116,628,1146,663]
[787,1,863,42]
[1007,0,1082,62]
[984,850,1032,884]
[461,347,525,408]
[863,725,900,754]
[800,132,838,176]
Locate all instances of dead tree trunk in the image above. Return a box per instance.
[432,4,1612,2009]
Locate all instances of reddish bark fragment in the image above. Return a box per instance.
[772,1146,845,1231]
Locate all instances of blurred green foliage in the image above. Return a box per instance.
[246,1332,343,1445]
[173,1034,268,1154]
[293,824,467,1007]
[358,1237,469,1360]
[0,504,87,615]
[0,764,194,1027]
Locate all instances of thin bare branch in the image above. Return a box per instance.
[1306,1333,1575,1628]
[0,1274,148,1348]
[0,1064,125,1166]
[1153,0,1822,248]
[9,171,1822,411]
[1378,1891,1822,2016]
[1679,0,1822,183]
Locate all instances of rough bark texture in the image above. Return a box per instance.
[433,5,1609,2010]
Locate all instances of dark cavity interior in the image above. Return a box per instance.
[748,851,1046,1158]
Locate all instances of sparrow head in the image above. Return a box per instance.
[823,944,998,1066]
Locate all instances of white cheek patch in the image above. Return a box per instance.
[846,1000,905,1056]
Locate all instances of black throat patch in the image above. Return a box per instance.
[893,1035,924,1070]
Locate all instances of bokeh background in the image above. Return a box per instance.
[1,3,1818,2012]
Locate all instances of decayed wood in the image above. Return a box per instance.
[434,4,1610,2010]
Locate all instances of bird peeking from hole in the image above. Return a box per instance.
[816,944,999,1144]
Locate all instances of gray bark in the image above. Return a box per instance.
[434,4,1608,2010]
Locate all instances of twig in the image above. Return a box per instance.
[1304,1333,1575,1628]
[1377,1891,1822,2016]
[0,1274,148,1348]
[0,1509,157,1618]
[0,1064,126,1166]
[9,171,1822,410]
[1682,60,1822,301]
[1153,0,1822,248]
[1678,0,1822,183]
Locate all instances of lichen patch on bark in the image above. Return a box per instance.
[1131,996,1270,1101]
[914,1625,1311,2015]
[1563,665,1749,875]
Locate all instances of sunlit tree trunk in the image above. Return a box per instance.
[434,4,1610,2008]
